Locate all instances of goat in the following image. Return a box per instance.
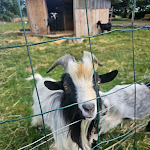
[45,12,58,35]
[97,21,111,33]
[97,82,150,135]
[27,51,118,150]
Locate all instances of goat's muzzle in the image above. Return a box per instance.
[80,102,97,120]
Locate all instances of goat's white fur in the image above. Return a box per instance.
[27,73,93,150]
[99,83,150,134]
[68,59,97,120]
[27,72,150,148]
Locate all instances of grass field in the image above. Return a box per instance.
[112,18,150,25]
[0,21,150,150]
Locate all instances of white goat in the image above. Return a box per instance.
[27,51,118,150]
[98,82,150,134]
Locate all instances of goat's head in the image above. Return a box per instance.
[44,51,118,121]
[97,21,101,28]
[50,12,58,19]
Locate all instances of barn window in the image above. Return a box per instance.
[77,0,90,9]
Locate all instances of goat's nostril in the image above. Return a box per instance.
[82,104,95,113]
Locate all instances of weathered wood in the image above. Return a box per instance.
[90,0,95,9]
[74,8,109,36]
[75,0,111,9]
[105,0,111,8]
[26,0,111,36]
[26,0,48,34]
[31,31,74,38]
[96,9,102,33]
[76,0,89,9]
[92,9,96,34]
[99,0,104,9]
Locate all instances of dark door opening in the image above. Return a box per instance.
[46,0,73,32]
[63,0,74,30]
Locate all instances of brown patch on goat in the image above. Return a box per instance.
[76,62,93,79]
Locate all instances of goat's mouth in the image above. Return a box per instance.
[82,112,97,121]
[85,116,95,120]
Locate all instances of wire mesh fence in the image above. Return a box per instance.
[0,0,150,150]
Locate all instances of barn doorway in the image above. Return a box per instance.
[46,0,74,33]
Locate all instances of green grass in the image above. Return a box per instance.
[0,21,150,150]
[111,18,150,25]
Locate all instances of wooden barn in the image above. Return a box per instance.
[26,0,120,37]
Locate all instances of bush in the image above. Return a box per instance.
[129,8,150,19]
[0,0,27,22]
[0,11,15,22]
[0,14,11,22]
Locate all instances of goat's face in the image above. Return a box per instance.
[50,12,58,20]
[67,61,99,120]
[44,52,118,121]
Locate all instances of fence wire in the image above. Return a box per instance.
[0,27,149,50]
[131,0,137,149]
[0,0,150,150]
[1,75,149,126]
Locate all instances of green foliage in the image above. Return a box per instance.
[0,0,19,21]
[113,0,150,18]
[0,0,27,22]
[0,22,29,33]
[113,0,132,18]
[136,0,150,11]
[129,7,150,19]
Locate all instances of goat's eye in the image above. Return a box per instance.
[97,80,101,86]
[64,86,68,91]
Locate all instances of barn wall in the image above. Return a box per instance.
[93,0,111,9]
[74,8,109,37]
[26,0,48,34]
[74,0,111,9]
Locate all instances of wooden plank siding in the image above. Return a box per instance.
[74,0,111,9]
[26,0,111,36]
[26,0,48,34]
[93,0,111,9]
[74,8,109,37]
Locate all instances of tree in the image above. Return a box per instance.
[113,0,150,18]
[113,0,132,18]
[136,0,150,11]
[0,0,27,21]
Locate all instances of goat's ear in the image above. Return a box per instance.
[99,70,118,83]
[44,81,62,90]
